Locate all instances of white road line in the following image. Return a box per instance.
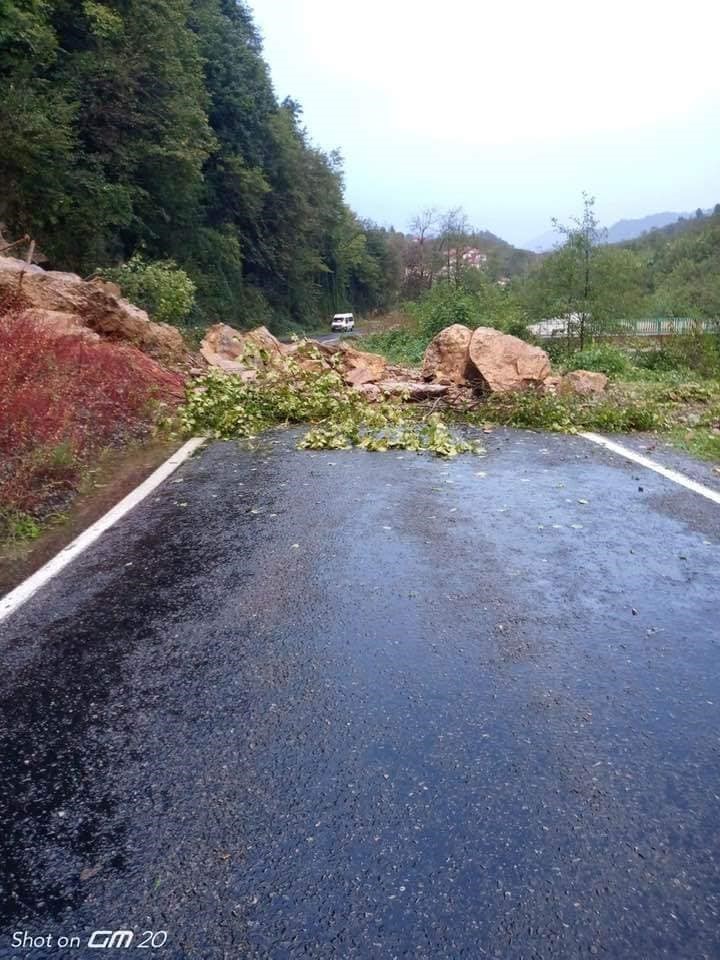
[0,437,206,625]
[581,432,720,506]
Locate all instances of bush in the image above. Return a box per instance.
[407,285,481,340]
[0,295,184,524]
[633,334,720,379]
[100,253,196,326]
[403,283,532,350]
[565,344,631,377]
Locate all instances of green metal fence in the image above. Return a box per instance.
[615,318,719,336]
[531,317,720,338]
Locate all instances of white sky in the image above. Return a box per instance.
[252,0,720,245]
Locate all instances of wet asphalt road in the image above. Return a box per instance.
[1,428,720,959]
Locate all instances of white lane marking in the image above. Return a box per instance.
[0,437,206,624]
[580,432,720,506]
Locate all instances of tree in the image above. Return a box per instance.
[521,194,645,345]
[438,207,471,284]
[550,192,606,348]
[408,207,437,290]
[0,0,401,328]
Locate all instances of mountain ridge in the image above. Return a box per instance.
[525,210,695,253]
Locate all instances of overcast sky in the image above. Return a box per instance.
[252,0,720,246]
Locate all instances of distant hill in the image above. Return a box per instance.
[526,210,699,252]
[606,212,686,243]
[525,228,560,253]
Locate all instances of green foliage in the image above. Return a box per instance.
[100,254,196,326]
[0,0,400,327]
[632,334,720,379]
[480,392,666,433]
[180,359,478,458]
[632,218,720,318]
[669,428,720,463]
[564,344,631,377]
[406,281,529,343]
[521,202,644,344]
[408,284,480,339]
[358,330,427,365]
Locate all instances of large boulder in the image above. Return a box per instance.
[201,324,284,375]
[421,324,474,384]
[0,256,186,362]
[337,342,387,386]
[467,326,551,393]
[558,369,608,396]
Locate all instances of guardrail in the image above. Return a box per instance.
[530,318,720,338]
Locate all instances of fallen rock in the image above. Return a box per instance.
[337,342,387,386]
[540,375,562,396]
[468,326,551,393]
[444,384,483,410]
[355,383,382,402]
[284,338,338,374]
[17,308,101,343]
[0,256,186,362]
[376,379,449,401]
[559,369,608,396]
[422,324,474,384]
[201,323,284,374]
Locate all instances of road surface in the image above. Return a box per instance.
[1,428,719,959]
[279,332,361,346]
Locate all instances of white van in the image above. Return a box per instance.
[331,312,355,332]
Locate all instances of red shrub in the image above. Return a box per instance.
[0,296,185,516]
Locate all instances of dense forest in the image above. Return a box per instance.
[0,0,407,329]
[2,2,718,335]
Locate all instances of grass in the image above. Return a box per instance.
[0,508,41,543]
[356,329,426,366]
[475,389,668,434]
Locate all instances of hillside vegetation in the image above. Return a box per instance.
[0,0,403,330]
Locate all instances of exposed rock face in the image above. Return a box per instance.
[558,369,608,396]
[0,256,186,362]
[17,308,101,343]
[201,324,284,375]
[422,324,475,384]
[468,326,551,393]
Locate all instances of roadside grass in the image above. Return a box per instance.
[0,295,185,544]
[356,328,427,366]
[0,508,41,544]
[473,377,720,463]
[474,389,668,434]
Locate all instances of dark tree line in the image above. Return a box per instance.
[0,0,400,328]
